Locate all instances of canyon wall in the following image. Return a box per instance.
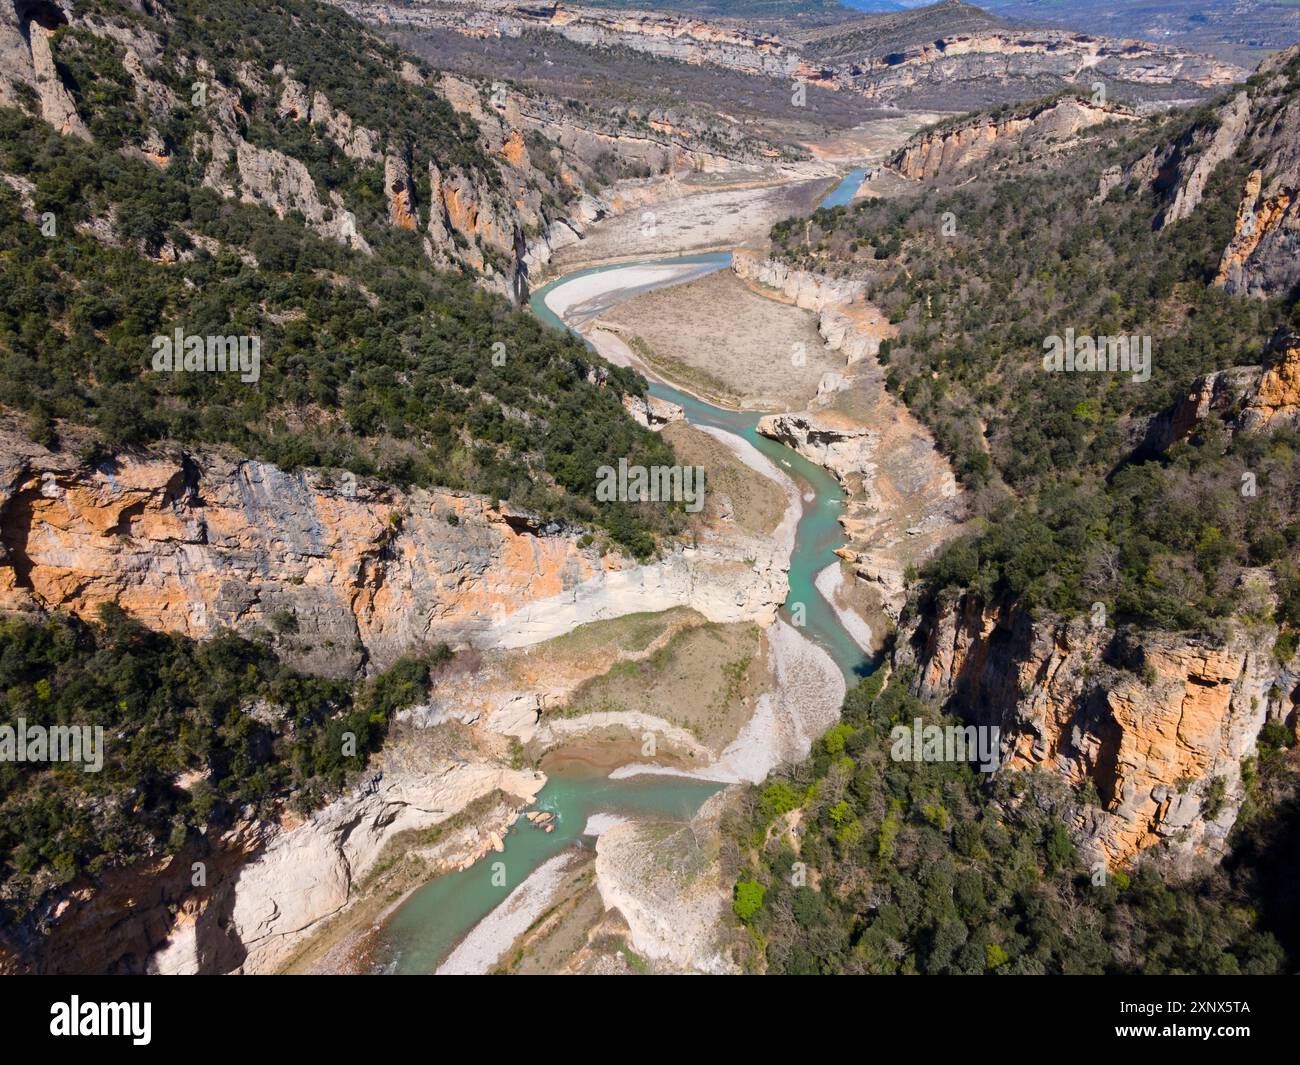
[0,1,786,307]
[896,594,1296,868]
[0,428,785,679]
[891,97,1138,181]
[1101,45,1300,300]
[338,0,1243,108]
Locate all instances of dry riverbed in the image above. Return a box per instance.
[548,166,837,273]
[599,269,840,410]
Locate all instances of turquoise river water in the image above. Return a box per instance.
[369,169,871,974]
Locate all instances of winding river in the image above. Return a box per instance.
[369,169,871,974]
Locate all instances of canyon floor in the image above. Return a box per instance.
[240,112,963,977]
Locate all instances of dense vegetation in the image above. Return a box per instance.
[0,607,450,923]
[737,75,1300,977]
[64,0,491,180]
[579,0,846,18]
[771,101,1300,632]
[0,0,689,558]
[730,672,1300,974]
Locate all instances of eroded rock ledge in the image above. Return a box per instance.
[896,593,1298,868]
[0,428,785,678]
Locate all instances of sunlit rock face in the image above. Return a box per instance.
[897,595,1295,867]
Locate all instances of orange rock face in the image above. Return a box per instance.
[1215,169,1294,294]
[385,151,419,231]
[0,431,603,677]
[499,130,528,169]
[892,98,1136,181]
[901,596,1288,867]
[1242,335,1300,431]
[389,186,417,230]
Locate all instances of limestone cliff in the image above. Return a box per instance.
[0,0,764,305]
[1100,45,1300,300]
[891,96,1138,182]
[1137,331,1300,454]
[0,428,786,678]
[0,1,90,139]
[339,0,1242,109]
[1242,333,1300,432]
[896,594,1295,868]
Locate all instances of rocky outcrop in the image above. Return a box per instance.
[27,19,89,139]
[342,1,796,81]
[0,2,90,140]
[221,758,544,974]
[276,69,381,163]
[1104,46,1300,299]
[384,148,418,231]
[890,245,1300,870]
[757,407,962,622]
[337,0,1242,109]
[731,250,866,313]
[1163,91,1251,225]
[0,428,785,678]
[194,71,371,253]
[424,160,515,275]
[2,0,809,304]
[429,72,797,297]
[756,411,873,485]
[732,252,895,365]
[1215,168,1297,298]
[891,97,1137,182]
[1211,49,1300,298]
[622,392,684,431]
[829,30,1238,104]
[1136,364,1263,456]
[896,595,1294,867]
[7,727,547,975]
[1136,331,1300,453]
[1241,333,1300,432]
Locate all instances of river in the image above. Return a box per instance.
[368,169,871,974]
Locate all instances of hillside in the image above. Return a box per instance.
[798,0,1013,54]
[577,0,849,20]
[339,0,1245,112]
[770,52,1300,629]
[728,45,1300,973]
[980,1,1300,65]
[0,0,690,559]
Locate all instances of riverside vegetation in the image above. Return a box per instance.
[730,670,1300,974]
[733,50,1300,974]
[0,605,453,923]
[0,0,690,949]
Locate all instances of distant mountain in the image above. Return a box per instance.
[838,0,930,9]
[570,0,850,19]
[544,0,1300,62]
[971,1,1300,63]
[354,1,1246,113]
